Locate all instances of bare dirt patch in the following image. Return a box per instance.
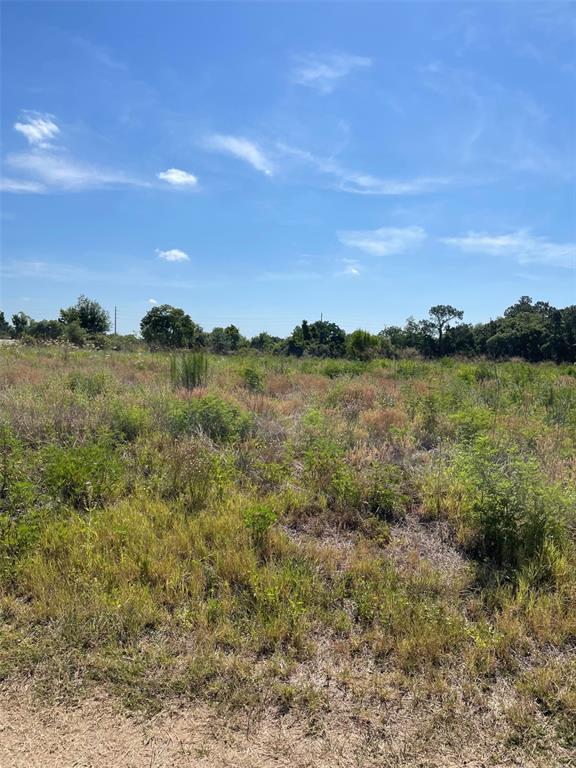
[1,683,569,768]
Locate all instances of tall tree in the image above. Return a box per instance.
[0,312,13,338]
[11,312,32,338]
[60,295,110,334]
[428,305,464,355]
[140,304,204,349]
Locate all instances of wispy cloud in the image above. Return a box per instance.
[13,112,60,148]
[157,168,198,187]
[278,143,452,195]
[291,52,372,93]
[3,112,150,193]
[335,258,362,277]
[71,36,127,71]
[441,230,576,268]
[148,298,158,304]
[204,134,274,176]
[419,61,574,179]
[1,258,214,290]
[6,151,147,191]
[0,177,46,194]
[338,226,427,256]
[156,248,190,262]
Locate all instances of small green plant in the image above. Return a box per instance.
[170,352,208,390]
[0,427,35,518]
[41,441,122,509]
[243,502,278,548]
[242,366,264,392]
[169,395,252,442]
[110,403,151,441]
[67,371,109,397]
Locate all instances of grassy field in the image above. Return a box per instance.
[1,347,575,765]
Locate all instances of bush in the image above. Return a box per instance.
[363,464,409,521]
[68,371,110,397]
[243,502,277,548]
[0,427,36,518]
[169,395,252,443]
[170,352,208,390]
[241,366,264,392]
[110,403,151,441]
[422,436,574,583]
[41,442,123,509]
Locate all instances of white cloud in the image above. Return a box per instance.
[5,151,146,191]
[157,168,198,187]
[13,112,60,147]
[4,110,151,194]
[204,134,274,176]
[291,52,372,93]
[338,226,427,256]
[277,143,452,195]
[336,258,362,277]
[0,177,46,193]
[441,229,576,268]
[156,248,190,262]
[148,298,158,304]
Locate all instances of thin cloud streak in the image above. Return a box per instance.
[441,230,576,268]
[291,52,372,93]
[278,143,453,195]
[204,134,274,176]
[1,259,217,289]
[0,177,46,193]
[338,226,427,256]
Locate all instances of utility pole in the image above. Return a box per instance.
[114,306,117,335]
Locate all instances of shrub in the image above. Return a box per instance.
[169,395,252,443]
[0,427,35,518]
[243,503,278,548]
[41,441,123,509]
[67,371,109,397]
[110,403,151,441]
[241,366,264,392]
[145,436,233,513]
[422,436,574,583]
[363,464,409,521]
[170,352,208,390]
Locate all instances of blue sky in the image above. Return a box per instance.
[1,1,575,336]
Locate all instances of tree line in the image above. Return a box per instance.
[1,295,575,362]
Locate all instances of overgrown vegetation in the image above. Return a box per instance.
[0,347,574,761]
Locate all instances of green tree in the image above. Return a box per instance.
[346,329,379,360]
[428,305,464,355]
[249,332,281,352]
[224,324,243,351]
[12,312,32,338]
[140,304,204,349]
[0,312,13,338]
[29,319,63,341]
[287,319,346,358]
[60,295,110,334]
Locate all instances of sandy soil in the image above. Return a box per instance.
[1,684,570,768]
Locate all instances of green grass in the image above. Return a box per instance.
[0,346,574,750]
